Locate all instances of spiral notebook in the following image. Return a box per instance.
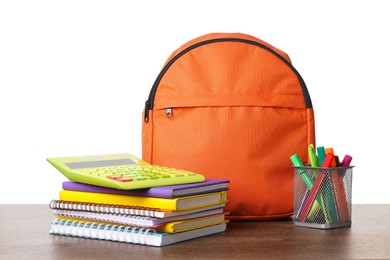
[52,207,225,228]
[54,213,226,233]
[50,218,227,246]
[50,200,226,218]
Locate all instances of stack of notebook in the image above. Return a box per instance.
[49,179,229,246]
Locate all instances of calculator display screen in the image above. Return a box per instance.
[65,158,136,169]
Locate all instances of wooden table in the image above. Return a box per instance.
[0,204,389,259]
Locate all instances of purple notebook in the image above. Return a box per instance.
[62,179,229,198]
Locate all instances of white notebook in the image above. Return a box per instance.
[52,207,224,228]
[49,218,227,247]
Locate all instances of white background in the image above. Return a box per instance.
[1,1,389,204]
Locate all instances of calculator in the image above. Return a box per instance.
[47,153,205,190]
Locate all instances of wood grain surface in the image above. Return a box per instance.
[0,204,389,259]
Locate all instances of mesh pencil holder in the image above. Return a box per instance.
[293,166,353,229]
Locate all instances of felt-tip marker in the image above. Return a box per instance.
[290,154,313,189]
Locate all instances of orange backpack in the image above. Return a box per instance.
[142,33,315,220]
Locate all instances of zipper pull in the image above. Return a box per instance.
[144,100,150,122]
[166,108,173,118]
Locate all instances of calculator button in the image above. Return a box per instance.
[107,175,121,180]
[116,177,133,182]
[133,176,147,181]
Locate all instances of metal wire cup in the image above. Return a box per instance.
[293,166,353,229]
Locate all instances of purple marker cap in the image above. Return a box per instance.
[341,155,353,166]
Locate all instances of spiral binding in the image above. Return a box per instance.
[49,200,162,217]
[52,209,158,227]
[50,218,157,245]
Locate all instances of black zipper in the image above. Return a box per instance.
[144,38,312,122]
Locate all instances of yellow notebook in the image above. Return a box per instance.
[59,190,228,211]
[155,213,227,233]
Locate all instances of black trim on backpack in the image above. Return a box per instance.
[144,38,312,122]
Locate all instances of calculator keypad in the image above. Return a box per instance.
[83,165,195,184]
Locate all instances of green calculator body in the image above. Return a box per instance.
[47,153,205,190]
